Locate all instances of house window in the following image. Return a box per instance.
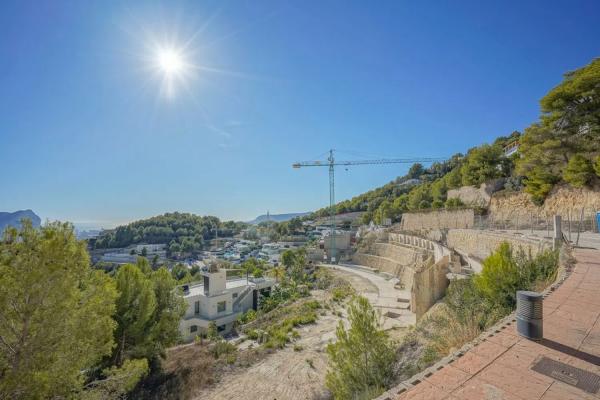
[194,301,200,314]
[190,325,198,333]
[217,301,226,313]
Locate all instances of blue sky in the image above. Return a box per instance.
[1,0,599,227]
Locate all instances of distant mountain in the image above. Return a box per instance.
[0,210,41,231]
[248,212,310,225]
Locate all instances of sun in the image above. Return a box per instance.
[157,48,184,76]
[149,45,193,98]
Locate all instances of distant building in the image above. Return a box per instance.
[503,140,520,157]
[134,243,166,253]
[320,231,353,263]
[100,243,167,264]
[100,253,138,264]
[399,178,421,187]
[179,268,275,341]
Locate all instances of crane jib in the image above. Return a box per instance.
[292,158,444,167]
[292,150,445,264]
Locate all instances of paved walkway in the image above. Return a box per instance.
[386,248,600,400]
[320,263,416,328]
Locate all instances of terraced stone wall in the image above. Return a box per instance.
[446,229,552,260]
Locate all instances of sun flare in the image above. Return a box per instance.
[157,48,184,76]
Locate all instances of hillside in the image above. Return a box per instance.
[248,212,310,225]
[0,210,41,231]
[310,57,600,223]
[93,212,246,255]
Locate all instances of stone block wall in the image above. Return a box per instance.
[351,253,416,290]
[446,229,552,260]
[370,242,428,264]
[410,256,450,320]
[399,209,475,231]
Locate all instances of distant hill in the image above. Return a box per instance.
[248,212,310,225]
[0,210,41,231]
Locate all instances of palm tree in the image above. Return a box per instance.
[269,266,286,283]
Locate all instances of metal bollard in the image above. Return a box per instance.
[516,290,543,341]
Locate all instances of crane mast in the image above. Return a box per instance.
[293,149,443,263]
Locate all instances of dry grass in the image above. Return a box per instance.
[131,341,269,400]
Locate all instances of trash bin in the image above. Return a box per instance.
[516,290,543,341]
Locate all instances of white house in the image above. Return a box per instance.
[179,267,275,341]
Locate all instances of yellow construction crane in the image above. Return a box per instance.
[293,149,443,263]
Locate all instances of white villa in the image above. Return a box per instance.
[179,267,275,341]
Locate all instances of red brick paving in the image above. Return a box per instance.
[390,248,600,400]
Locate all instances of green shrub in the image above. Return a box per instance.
[431,199,444,209]
[445,278,503,330]
[237,309,257,325]
[444,197,464,209]
[594,155,600,177]
[207,321,219,340]
[304,300,321,310]
[332,284,354,302]
[474,243,521,310]
[564,155,594,188]
[246,329,259,340]
[474,242,559,310]
[460,144,505,186]
[225,353,237,365]
[211,340,236,359]
[517,248,559,291]
[326,297,395,400]
[523,166,559,205]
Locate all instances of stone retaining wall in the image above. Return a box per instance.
[351,253,416,289]
[399,209,475,231]
[370,242,428,264]
[410,256,450,320]
[446,229,552,260]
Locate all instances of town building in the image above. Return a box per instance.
[179,266,275,341]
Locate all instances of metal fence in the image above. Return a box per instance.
[474,208,599,246]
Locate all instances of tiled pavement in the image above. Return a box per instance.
[390,248,600,400]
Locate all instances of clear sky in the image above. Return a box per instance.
[1,1,599,228]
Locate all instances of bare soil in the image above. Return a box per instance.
[194,268,409,400]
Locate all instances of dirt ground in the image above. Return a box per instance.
[195,269,408,400]
[196,295,344,400]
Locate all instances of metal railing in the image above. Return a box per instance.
[473,208,599,246]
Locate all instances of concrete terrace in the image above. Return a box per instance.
[383,247,600,400]
[321,263,416,329]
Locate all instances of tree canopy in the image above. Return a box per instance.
[93,212,248,257]
[0,221,118,399]
[326,296,395,399]
[517,58,600,202]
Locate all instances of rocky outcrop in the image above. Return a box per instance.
[447,179,505,207]
[0,210,41,231]
[489,185,600,220]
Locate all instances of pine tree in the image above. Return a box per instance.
[326,296,395,399]
[0,221,117,399]
[563,155,594,188]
